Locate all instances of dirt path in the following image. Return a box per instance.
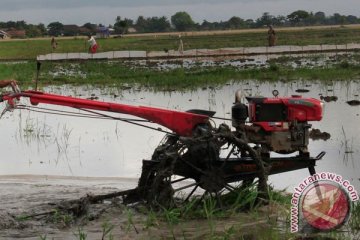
[0,175,280,240]
[36,43,360,62]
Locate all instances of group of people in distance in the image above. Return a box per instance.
[49,25,276,55]
[50,35,98,54]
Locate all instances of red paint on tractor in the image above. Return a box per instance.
[21,90,209,136]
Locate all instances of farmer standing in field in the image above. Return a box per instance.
[87,35,98,53]
[268,25,276,47]
[51,37,58,51]
[178,35,184,54]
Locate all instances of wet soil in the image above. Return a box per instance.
[0,175,280,240]
[309,129,331,141]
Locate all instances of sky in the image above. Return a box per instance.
[0,0,360,26]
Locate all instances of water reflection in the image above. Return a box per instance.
[0,80,359,191]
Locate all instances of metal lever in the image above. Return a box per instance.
[0,83,21,118]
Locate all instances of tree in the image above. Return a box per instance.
[114,16,133,34]
[271,15,287,26]
[47,22,64,36]
[201,20,216,30]
[171,11,195,31]
[255,12,275,27]
[227,16,245,29]
[37,23,47,36]
[287,10,310,25]
[245,19,255,28]
[332,13,346,25]
[135,16,148,32]
[133,16,171,33]
[346,15,358,24]
[148,16,171,32]
[25,24,41,37]
[83,22,97,31]
[312,11,326,25]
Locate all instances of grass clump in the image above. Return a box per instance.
[48,209,74,228]
[349,201,360,232]
[269,63,280,72]
[73,227,87,240]
[101,221,115,240]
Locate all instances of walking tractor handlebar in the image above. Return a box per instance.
[1,83,210,136]
[0,82,22,117]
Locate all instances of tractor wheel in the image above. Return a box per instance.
[136,129,269,208]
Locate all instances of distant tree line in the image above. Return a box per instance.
[113,11,360,34]
[1,10,360,38]
[0,20,46,37]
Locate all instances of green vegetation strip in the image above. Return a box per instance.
[1,60,359,90]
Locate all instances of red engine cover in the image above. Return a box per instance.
[247,95,323,132]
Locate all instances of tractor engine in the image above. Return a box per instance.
[232,93,323,154]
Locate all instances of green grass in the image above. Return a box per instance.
[2,59,358,91]
[2,26,360,60]
[147,185,293,239]
[0,61,37,82]
[73,227,87,240]
[350,201,360,232]
[143,184,359,239]
[50,209,74,228]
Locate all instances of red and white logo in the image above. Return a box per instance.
[301,181,350,230]
[290,172,358,233]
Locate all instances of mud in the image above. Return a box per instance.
[346,100,360,106]
[295,89,310,93]
[0,175,136,239]
[319,95,338,102]
[309,129,331,141]
[0,175,281,240]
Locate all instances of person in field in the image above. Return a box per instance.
[51,37,58,50]
[87,35,98,53]
[178,35,184,54]
[268,25,276,47]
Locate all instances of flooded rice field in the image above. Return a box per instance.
[0,80,359,193]
[124,52,358,71]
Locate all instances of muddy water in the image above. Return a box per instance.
[127,52,356,71]
[0,81,359,192]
